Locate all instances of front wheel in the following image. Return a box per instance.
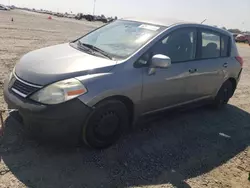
[212,80,233,108]
[82,100,129,149]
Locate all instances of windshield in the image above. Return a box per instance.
[78,20,166,59]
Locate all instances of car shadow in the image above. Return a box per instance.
[1,104,250,188]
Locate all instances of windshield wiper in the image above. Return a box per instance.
[78,41,113,60]
[77,41,93,52]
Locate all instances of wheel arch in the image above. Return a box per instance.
[214,77,237,98]
[227,77,237,95]
[95,95,135,124]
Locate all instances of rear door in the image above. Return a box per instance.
[183,29,230,101]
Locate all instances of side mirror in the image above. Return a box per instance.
[151,54,171,68]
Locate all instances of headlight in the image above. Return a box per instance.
[9,67,15,81]
[9,71,13,81]
[30,78,87,104]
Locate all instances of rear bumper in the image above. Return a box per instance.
[4,78,92,143]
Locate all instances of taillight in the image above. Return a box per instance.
[235,56,244,67]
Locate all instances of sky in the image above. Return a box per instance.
[1,0,250,31]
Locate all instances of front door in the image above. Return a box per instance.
[140,27,198,113]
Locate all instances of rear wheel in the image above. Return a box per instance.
[82,100,129,149]
[212,80,233,108]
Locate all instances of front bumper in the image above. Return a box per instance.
[3,78,92,143]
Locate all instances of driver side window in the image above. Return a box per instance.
[136,28,197,67]
[153,28,197,63]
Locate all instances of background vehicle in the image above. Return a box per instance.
[243,34,250,44]
[232,33,239,41]
[235,34,250,43]
[0,5,10,11]
[246,34,250,45]
[4,19,243,149]
[75,13,114,23]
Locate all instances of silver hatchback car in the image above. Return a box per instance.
[4,18,243,148]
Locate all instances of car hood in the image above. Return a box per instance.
[15,43,117,85]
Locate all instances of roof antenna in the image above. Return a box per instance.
[201,19,207,24]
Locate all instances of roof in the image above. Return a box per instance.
[121,17,195,27]
[120,17,232,36]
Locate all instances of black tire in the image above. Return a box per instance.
[82,100,129,149]
[10,110,23,124]
[212,80,233,108]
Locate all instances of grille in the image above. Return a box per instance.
[10,75,42,97]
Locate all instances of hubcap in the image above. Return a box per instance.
[94,112,119,139]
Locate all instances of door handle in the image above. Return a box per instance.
[223,63,228,68]
[189,68,197,73]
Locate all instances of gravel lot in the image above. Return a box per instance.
[0,10,250,188]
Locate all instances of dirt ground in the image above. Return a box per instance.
[0,10,250,188]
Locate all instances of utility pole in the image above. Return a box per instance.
[242,22,245,33]
[93,0,96,15]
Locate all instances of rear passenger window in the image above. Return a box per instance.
[221,35,230,57]
[201,31,220,58]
